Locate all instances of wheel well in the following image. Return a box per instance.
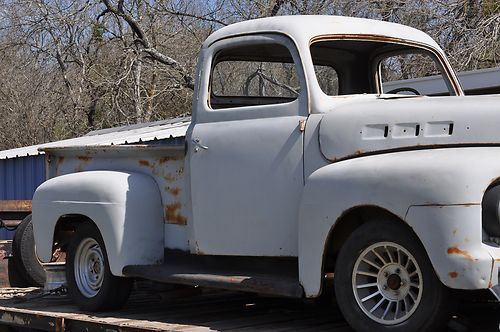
[52,214,94,258]
[323,206,408,275]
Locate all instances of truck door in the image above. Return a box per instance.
[188,34,308,257]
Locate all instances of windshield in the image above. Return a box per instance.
[310,39,456,97]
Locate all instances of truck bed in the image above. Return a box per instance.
[0,285,498,331]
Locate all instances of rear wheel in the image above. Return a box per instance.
[9,215,46,287]
[334,220,450,332]
[66,223,132,311]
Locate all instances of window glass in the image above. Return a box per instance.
[212,61,299,98]
[380,52,450,96]
[314,65,339,96]
[210,42,300,109]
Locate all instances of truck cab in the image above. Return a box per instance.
[32,16,500,332]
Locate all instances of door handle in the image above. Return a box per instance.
[192,138,208,152]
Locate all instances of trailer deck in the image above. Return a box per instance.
[0,285,497,331]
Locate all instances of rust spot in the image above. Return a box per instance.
[58,156,65,164]
[489,280,493,288]
[167,187,181,197]
[449,272,458,278]
[0,200,32,212]
[138,160,152,168]
[77,156,91,162]
[163,174,175,182]
[165,202,187,225]
[447,246,474,261]
[159,156,179,164]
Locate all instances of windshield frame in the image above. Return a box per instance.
[308,34,463,97]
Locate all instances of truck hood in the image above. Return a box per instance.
[319,95,500,161]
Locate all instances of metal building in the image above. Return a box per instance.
[384,66,500,95]
[0,117,190,239]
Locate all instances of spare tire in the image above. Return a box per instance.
[9,214,46,287]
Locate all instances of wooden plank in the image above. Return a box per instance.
[0,286,496,331]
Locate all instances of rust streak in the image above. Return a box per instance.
[449,272,458,279]
[138,160,152,168]
[77,156,91,162]
[159,156,179,164]
[447,246,474,261]
[165,202,187,225]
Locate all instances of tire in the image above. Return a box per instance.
[66,222,132,311]
[9,215,46,287]
[334,220,450,332]
[8,256,31,287]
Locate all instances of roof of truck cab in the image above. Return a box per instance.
[204,15,441,50]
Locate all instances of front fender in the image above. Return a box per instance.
[32,171,163,276]
[298,147,500,297]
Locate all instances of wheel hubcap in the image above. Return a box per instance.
[352,242,423,325]
[74,238,104,298]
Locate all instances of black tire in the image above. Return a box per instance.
[9,215,46,287]
[334,220,451,332]
[8,255,31,287]
[66,222,132,311]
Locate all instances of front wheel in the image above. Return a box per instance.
[334,220,451,332]
[66,223,132,311]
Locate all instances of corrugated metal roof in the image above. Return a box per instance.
[0,117,191,160]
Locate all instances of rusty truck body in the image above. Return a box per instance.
[32,15,500,331]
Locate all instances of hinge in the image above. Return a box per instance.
[299,119,306,132]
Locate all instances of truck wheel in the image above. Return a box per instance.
[66,223,132,311]
[9,214,46,287]
[334,220,450,332]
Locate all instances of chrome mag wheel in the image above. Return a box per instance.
[352,241,423,325]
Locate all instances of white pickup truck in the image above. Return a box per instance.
[32,15,500,332]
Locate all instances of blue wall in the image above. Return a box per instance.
[0,154,45,240]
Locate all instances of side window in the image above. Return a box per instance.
[380,52,451,96]
[210,43,299,109]
[314,65,339,96]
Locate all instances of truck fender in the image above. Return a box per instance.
[32,171,164,276]
[298,149,499,297]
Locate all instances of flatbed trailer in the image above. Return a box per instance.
[0,286,352,332]
[0,286,497,332]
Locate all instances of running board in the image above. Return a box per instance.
[123,252,303,298]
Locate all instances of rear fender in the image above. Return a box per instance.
[32,171,164,276]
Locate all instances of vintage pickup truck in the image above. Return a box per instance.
[31,15,500,331]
